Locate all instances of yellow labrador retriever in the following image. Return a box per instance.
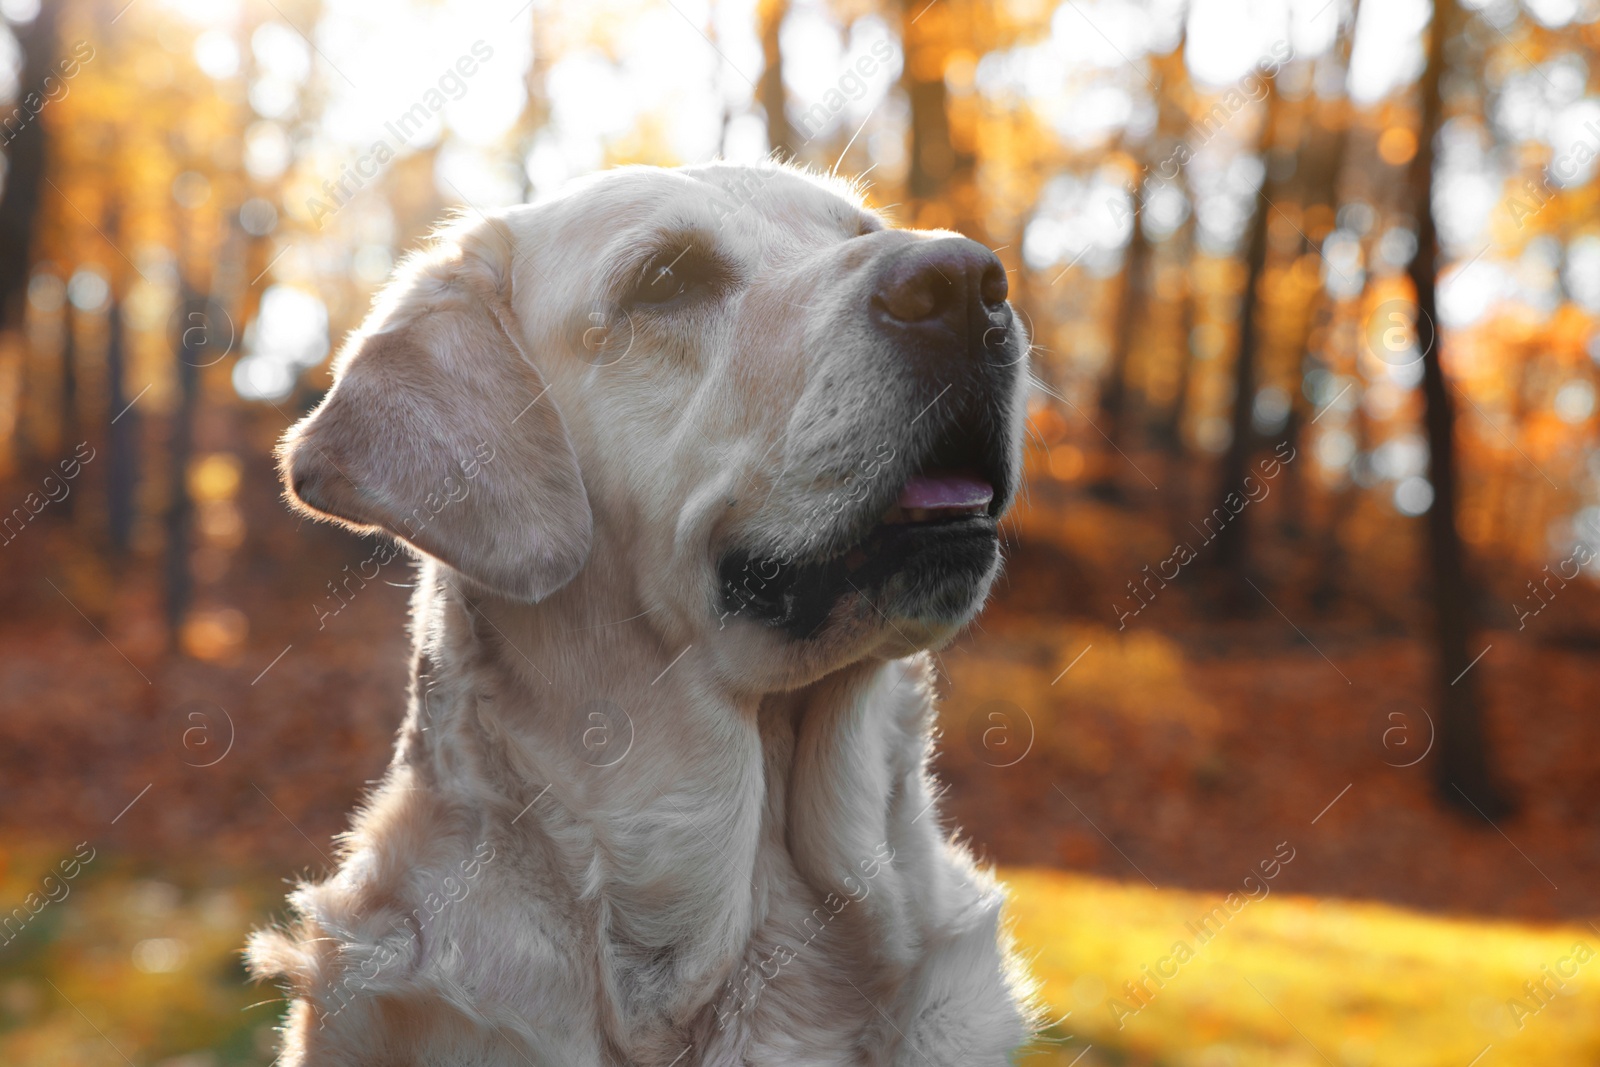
[249,162,1037,1065]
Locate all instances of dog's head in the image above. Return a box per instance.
[281,163,1029,690]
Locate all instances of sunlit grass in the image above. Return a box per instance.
[5,848,1599,1065]
[1006,868,1600,1067]
[0,847,277,1066]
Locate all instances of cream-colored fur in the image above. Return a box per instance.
[249,162,1038,1065]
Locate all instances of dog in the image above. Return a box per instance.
[248,161,1037,1065]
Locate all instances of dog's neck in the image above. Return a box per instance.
[392,556,928,1033]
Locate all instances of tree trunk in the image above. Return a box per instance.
[1094,38,1187,497]
[1407,0,1512,817]
[105,298,137,555]
[165,292,202,645]
[0,2,55,329]
[1089,202,1151,502]
[1310,309,1372,612]
[1280,0,1360,547]
[58,305,79,516]
[1157,201,1198,455]
[758,0,793,159]
[1212,82,1279,589]
[900,0,980,237]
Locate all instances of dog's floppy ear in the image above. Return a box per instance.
[279,221,592,603]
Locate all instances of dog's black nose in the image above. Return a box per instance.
[872,237,1008,341]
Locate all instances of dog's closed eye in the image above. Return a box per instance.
[627,245,733,309]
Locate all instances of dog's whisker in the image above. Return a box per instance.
[242,997,288,1012]
[568,607,658,632]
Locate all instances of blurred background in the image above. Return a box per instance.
[1,0,1598,1062]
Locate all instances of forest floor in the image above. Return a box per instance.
[2,441,1598,1064]
[6,443,1593,921]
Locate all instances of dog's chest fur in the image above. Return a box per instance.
[249,583,1029,1065]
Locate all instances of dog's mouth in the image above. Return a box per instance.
[881,469,993,524]
[717,421,1009,639]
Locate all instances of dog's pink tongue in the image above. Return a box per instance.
[897,473,994,510]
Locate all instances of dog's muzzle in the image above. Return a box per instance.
[718,236,1025,639]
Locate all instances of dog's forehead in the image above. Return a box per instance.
[546,164,869,250]
[683,163,868,229]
